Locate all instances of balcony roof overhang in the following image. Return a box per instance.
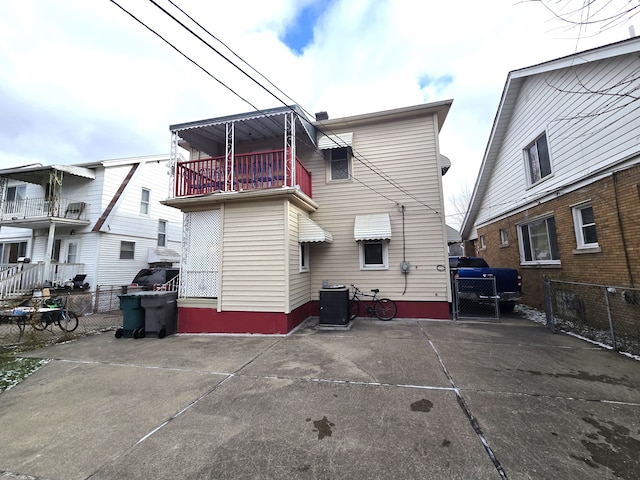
[0,217,91,230]
[170,105,317,155]
[0,164,96,184]
[162,186,319,213]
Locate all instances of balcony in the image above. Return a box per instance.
[175,149,312,198]
[0,197,89,229]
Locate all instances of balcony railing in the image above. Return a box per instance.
[175,149,312,198]
[0,197,88,222]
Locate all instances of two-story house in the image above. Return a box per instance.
[0,155,183,296]
[461,36,640,309]
[163,102,453,334]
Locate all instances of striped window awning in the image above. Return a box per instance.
[299,215,333,243]
[354,213,392,241]
[317,132,353,150]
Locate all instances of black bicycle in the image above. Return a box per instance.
[349,285,397,321]
[32,296,79,333]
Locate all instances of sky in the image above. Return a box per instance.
[0,0,635,227]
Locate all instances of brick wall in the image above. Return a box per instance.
[474,163,640,309]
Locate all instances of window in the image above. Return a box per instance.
[299,243,309,272]
[158,220,167,247]
[500,229,509,246]
[67,242,78,263]
[6,185,26,202]
[479,235,486,250]
[140,188,150,215]
[519,216,560,264]
[525,133,552,184]
[329,147,351,181]
[120,241,135,260]
[572,203,598,249]
[359,240,389,270]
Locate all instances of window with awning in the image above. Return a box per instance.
[298,215,333,243]
[354,213,391,241]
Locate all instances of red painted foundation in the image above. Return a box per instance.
[177,300,448,334]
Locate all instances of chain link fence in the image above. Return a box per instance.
[1,285,125,349]
[543,279,640,355]
[452,276,500,320]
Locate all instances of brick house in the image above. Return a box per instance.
[460,37,640,310]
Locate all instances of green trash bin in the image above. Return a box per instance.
[116,293,146,339]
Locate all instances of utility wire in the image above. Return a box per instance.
[114,0,443,213]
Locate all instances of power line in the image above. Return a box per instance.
[112,0,444,213]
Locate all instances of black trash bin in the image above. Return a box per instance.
[116,292,146,339]
[319,286,350,325]
[138,291,178,338]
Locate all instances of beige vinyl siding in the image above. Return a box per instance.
[288,204,313,311]
[221,199,286,312]
[476,54,640,226]
[304,113,450,302]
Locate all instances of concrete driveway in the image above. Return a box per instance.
[1,315,638,479]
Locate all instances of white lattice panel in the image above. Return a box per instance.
[181,210,220,297]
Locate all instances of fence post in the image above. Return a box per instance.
[543,277,555,333]
[604,287,617,349]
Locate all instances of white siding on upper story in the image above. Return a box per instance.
[475,53,640,227]
[302,112,450,302]
[220,199,286,312]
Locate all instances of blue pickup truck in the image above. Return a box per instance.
[449,256,522,313]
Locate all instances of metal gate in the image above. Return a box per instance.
[453,275,500,321]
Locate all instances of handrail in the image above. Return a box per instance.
[0,197,89,221]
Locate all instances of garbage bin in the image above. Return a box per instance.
[116,293,146,339]
[319,286,350,325]
[139,291,178,338]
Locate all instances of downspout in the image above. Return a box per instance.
[612,171,635,286]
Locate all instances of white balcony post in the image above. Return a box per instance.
[44,223,56,283]
[225,122,235,191]
[284,111,296,186]
[169,131,178,198]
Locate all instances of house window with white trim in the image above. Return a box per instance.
[67,242,79,263]
[525,133,552,184]
[158,220,167,247]
[500,229,509,246]
[479,234,486,250]
[518,215,560,264]
[329,147,351,181]
[572,203,598,249]
[120,241,135,260]
[140,188,150,215]
[299,243,309,272]
[359,240,389,270]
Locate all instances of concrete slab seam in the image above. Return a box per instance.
[457,388,640,407]
[85,374,235,480]
[425,335,509,480]
[55,358,233,376]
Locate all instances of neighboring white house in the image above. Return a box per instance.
[460,36,640,309]
[164,101,453,334]
[0,155,183,293]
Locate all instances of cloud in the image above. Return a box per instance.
[0,0,633,220]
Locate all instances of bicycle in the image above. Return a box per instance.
[349,284,397,321]
[32,296,79,333]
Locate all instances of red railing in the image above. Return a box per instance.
[175,149,312,198]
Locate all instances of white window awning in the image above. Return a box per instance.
[318,132,353,150]
[354,213,392,241]
[299,215,333,243]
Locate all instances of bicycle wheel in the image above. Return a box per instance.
[31,313,50,331]
[374,298,397,321]
[349,298,360,320]
[58,311,79,332]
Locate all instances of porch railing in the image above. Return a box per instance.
[0,197,89,222]
[0,262,45,299]
[175,149,312,198]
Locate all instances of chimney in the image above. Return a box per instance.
[315,111,328,121]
